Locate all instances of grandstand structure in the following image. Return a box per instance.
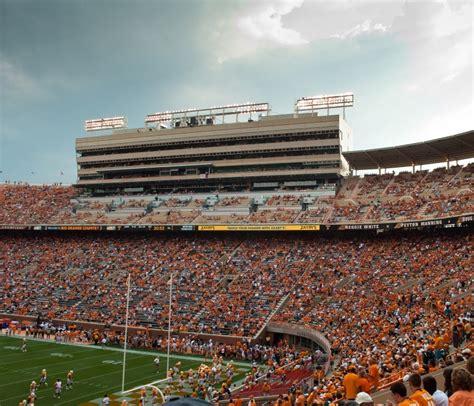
[0,113,472,229]
[75,109,352,195]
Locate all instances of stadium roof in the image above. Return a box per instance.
[343,130,474,170]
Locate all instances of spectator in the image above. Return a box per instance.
[448,368,474,406]
[389,381,419,406]
[354,391,374,406]
[466,356,474,375]
[408,373,435,406]
[422,375,448,406]
[443,368,454,398]
[461,348,471,361]
[343,366,359,400]
[357,370,371,394]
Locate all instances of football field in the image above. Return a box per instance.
[0,336,251,405]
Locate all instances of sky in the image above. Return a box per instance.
[0,0,472,184]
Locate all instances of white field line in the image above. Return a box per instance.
[0,360,157,405]
[0,348,118,374]
[0,338,145,378]
[0,352,147,387]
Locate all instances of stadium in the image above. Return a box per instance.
[2,1,474,404]
[1,92,473,406]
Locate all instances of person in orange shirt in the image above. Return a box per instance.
[343,365,359,400]
[273,394,283,406]
[464,319,471,341]
[368,360,379,390]
[262,381,271,394]
[389,381,420,405]
[408,374,435,406]
[427,359,438,373]
[234,395,242,406]
[295,390,305,406]
[306,388,317,406]
[442,331,450,349]
[358,369,371,393]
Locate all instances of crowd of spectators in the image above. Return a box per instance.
[353,173,394,201]
[216,197,251,208]
[266,195,301,207]
[1,226,472,404]
[1,165,473,404]
[272,231,472,401]
[1,231,472,380]
[328,203,370,223]
[296,206,331,223]
[1,164,472,225]
[0,184,76,224]
[2,233,471,337]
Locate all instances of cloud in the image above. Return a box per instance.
[441,71,459,84]
[392,0,472,41]
[237,0,307,45]
[210,1,401,63]
[395,0,472,93]
[331,19,389,39]
[0,54,84,107]
[0,58,45,100]
[213,0,307,63]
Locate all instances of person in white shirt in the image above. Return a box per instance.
[54,379,62,399]
[102,394,111,405]
[423,375,448,406]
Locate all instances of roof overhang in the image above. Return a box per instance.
[343,130,474,170]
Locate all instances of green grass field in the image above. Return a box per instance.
[0,336,250,406]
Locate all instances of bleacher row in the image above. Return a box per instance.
[0,163,473,225]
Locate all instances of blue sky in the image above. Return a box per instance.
[0,0,472,184]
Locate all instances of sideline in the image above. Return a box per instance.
[1,334,252,366]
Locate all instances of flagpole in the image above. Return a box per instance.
[166,272,173,374]
[121,273,131,393]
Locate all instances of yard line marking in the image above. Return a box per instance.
[0,350,141,379]
[0,361,157,404]
[0,353,147,386]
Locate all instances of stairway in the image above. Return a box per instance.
[253,293,291,340]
